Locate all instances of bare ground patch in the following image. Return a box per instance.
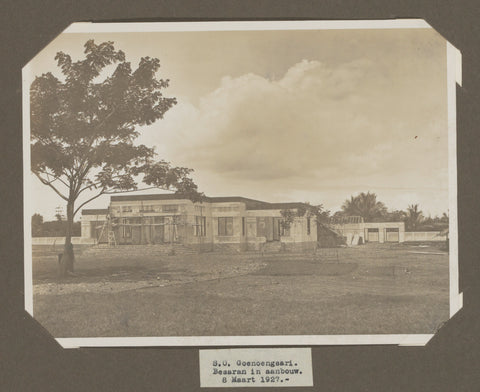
[253,261,358,276]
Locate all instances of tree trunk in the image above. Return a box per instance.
[59,201,75,277]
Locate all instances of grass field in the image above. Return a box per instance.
[31,243,449,337]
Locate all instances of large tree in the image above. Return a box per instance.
[341,192,387,222]
[31,40,201,276]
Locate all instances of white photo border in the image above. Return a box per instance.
[23,19,462,348]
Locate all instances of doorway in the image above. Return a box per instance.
[385,227,399,242]
[367,228,379,242]
[265,217,281,241]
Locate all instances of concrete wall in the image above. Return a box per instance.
[81,214,107,238]
[32,237,96,245]
[211,202,246,249]
[243,216,265,251]
[280,217,317,245]
[109,198,188,215]
[404,231,447,242]
[245,211,317,251]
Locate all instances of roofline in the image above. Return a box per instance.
[110,193,188,202]
[247,202,308,210]
[110,193,268,203]
[109,194,271,205]
[107,194,310,211]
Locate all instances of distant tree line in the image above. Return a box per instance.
[332,192,449,232]
[32,213,81,237]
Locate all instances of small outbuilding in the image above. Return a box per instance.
[329,216,405,245]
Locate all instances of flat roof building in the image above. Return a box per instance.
[81,194,318,252]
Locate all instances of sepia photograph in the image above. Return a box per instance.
[23,20,461,346]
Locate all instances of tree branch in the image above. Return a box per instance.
[73,189,106,217]
[46,173,69,188]
[91,107,117,134]
[75,173,130,197]
[34,172,68,201]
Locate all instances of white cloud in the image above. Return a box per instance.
[99,57,450,216]
[142,57,448,204]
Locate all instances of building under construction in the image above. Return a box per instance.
[81,194,319,252]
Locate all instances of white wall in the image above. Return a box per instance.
[404,232,447,242]
[32,237,96,245]
[81,214,107,238]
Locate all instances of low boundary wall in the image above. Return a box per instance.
[404,232,447,242]
[32,237,96,245]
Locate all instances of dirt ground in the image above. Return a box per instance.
[31,242,450,337]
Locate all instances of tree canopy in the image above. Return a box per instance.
[31,40,202,213]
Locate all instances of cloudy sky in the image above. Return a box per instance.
[27,26,450,220]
